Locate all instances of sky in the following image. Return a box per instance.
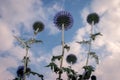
[0,0,120,80]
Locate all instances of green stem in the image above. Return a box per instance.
[58,24,65,80]
[23,47,29,80]
[85,21,94,66]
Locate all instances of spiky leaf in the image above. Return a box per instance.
[89,52,99,64]
[27,38,43,45]
[83,65,95,72]
[76,40,90,44]
[90,32,102,40]
[62,67,75,74]
[46,62,60,73]
[51,55,62,61]
[83,65,95,79]
[30,71,44,80]
[64,44,70,52]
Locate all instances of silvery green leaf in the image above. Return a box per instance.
[13,35,29,48]
[76,40,90,44]
[64,44,70,52]
[27,38,43,45]
[30,71,44,80]
[90,32,102,40]
[83,65,95,71]
[62,67,75,74]
[89,52,99,64]
[51,55,62,61]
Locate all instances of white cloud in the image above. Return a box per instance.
[91,0,120,14]
[0,0,62,34]
[95,42,120,80]
[43,3,62,35]
[0,22,14,51]
[0,56,18,80]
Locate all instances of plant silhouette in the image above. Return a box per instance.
[13,12,101,80]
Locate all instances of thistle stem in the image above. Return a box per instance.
[85,21,94,66]
[23,47,29,80]
[58,24,65,80]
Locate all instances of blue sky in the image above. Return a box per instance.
[0,0,120,80]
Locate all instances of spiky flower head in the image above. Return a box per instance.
[87,13,99,25]
[91,75,96,80]
[16,66,31,78]
[16,66,24,78]
[54,11,73,30]
[33,21,44,35]
[66,54,77,64]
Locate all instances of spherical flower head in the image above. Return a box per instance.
[87,13,99,25]
[16,66,31,78]
[66,54,77,64]
[16,66,24,78]
[54,11,73,30]
[33,21,44,34]
[91,75,96,80]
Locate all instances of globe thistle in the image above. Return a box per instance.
[91,75,96,80]
[33,21,44,35]
[54,11,73,30]
[16,66,24,78]
[87,13,99,25]
[66,54,77,64]
[16,66,31,78]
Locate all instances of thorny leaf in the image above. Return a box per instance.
[83,70,92,79]
[46,62,60,73]
[14,36,42,49]
[76,40,90,44]
[26,38,43,45]
[13,35,30,48]
[83,65,95,72]
[30,71,44,80]
[68,74,77,80]
[82,65,95,79]
[89,52,99,64]
[90,32,102,40]
[46,63,76,75]
[64,44,70,52]
[51,55,62,61]
[62,67,75,75]
[62,67,77,80]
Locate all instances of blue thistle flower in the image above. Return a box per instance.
[33,21,44,35]
[54,11,73,30]
[16,66,31,78]
[87,13,99,25]
[16,66,24,78]
[91,75,96,80]
[66,54,77,64]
